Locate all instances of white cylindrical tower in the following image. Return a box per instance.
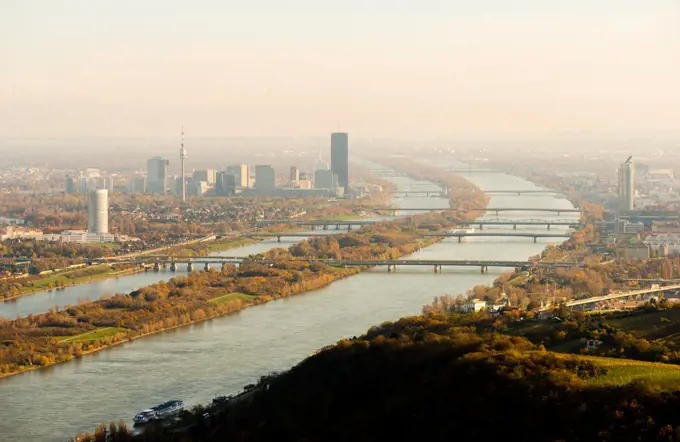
[88,189,109,233]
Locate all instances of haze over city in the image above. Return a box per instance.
[2,0,679,142]
[5,3,680,442]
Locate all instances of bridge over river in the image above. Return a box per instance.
[257,218,581,230]
[245,231,571,243]
[363,207,581,216]
[95,256,581,274]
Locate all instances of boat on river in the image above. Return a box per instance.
[133,400,184,424]
[448,226,475,234]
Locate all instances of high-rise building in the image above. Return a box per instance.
[618,157,635,211]
[88,189,108,234]
[255,165,276,192]
[146,157,169,194]
[192,169,216,184]
[330,132,349,191]
[314,169,337,190]
[290,166,299,183]
[227,164,249,187]
[216,172,237,195]
[65,176,77,194]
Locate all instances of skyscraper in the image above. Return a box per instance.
[88,189,108,234]
[255,165,276,192]
[146,157,169,194]
[618,157,635,211]
[290,166,299,183]
[330,132,349,191]
[65,176,77,194]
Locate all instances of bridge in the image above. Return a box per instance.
[482,189,565,196]
[392,190,447,197]
[362,207,581,216]
[94,256,581,274]
[258,218,581,231]
[257,219,379,229]
[565,284,680,307]
[470,219,581,230]
[422,232,571,243]
[245,231,570,243]
[447,168,505,173]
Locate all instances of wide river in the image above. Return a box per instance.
[0,162,577,441]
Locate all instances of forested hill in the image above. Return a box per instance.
[94,313,680,442]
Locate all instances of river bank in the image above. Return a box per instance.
[0,211,462,378]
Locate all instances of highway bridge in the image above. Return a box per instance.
[362,207,581,216]
[565,284,680,307]
[392,190,447,197]
[422,232,571,243]
[92,256,581,274]
[245,231,570,243]
[257,218,581,230]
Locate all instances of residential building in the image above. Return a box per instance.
[331,132,349,191]
[0,226,44,241]
[146,157,169,194]
[88,189,108,234]
[461,298,487,313]
[255,165,276,192]
[644,233,680,256]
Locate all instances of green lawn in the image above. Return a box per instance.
[82,242,119,249]
[210,292,256,305]
[57,327,130,343]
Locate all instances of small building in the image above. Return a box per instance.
[461,298,487,313]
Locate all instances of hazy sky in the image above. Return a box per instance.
[2,1,679,139]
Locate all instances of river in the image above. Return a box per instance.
[0,164,576,441]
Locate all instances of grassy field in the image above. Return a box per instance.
[557,353,680,389]
[16,265,134,295]
[57,327,130,343]
[82,242,119,249]
[210,292,256,305]
[207,237,256,252]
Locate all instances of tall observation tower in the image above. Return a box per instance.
[180,125,187,202]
